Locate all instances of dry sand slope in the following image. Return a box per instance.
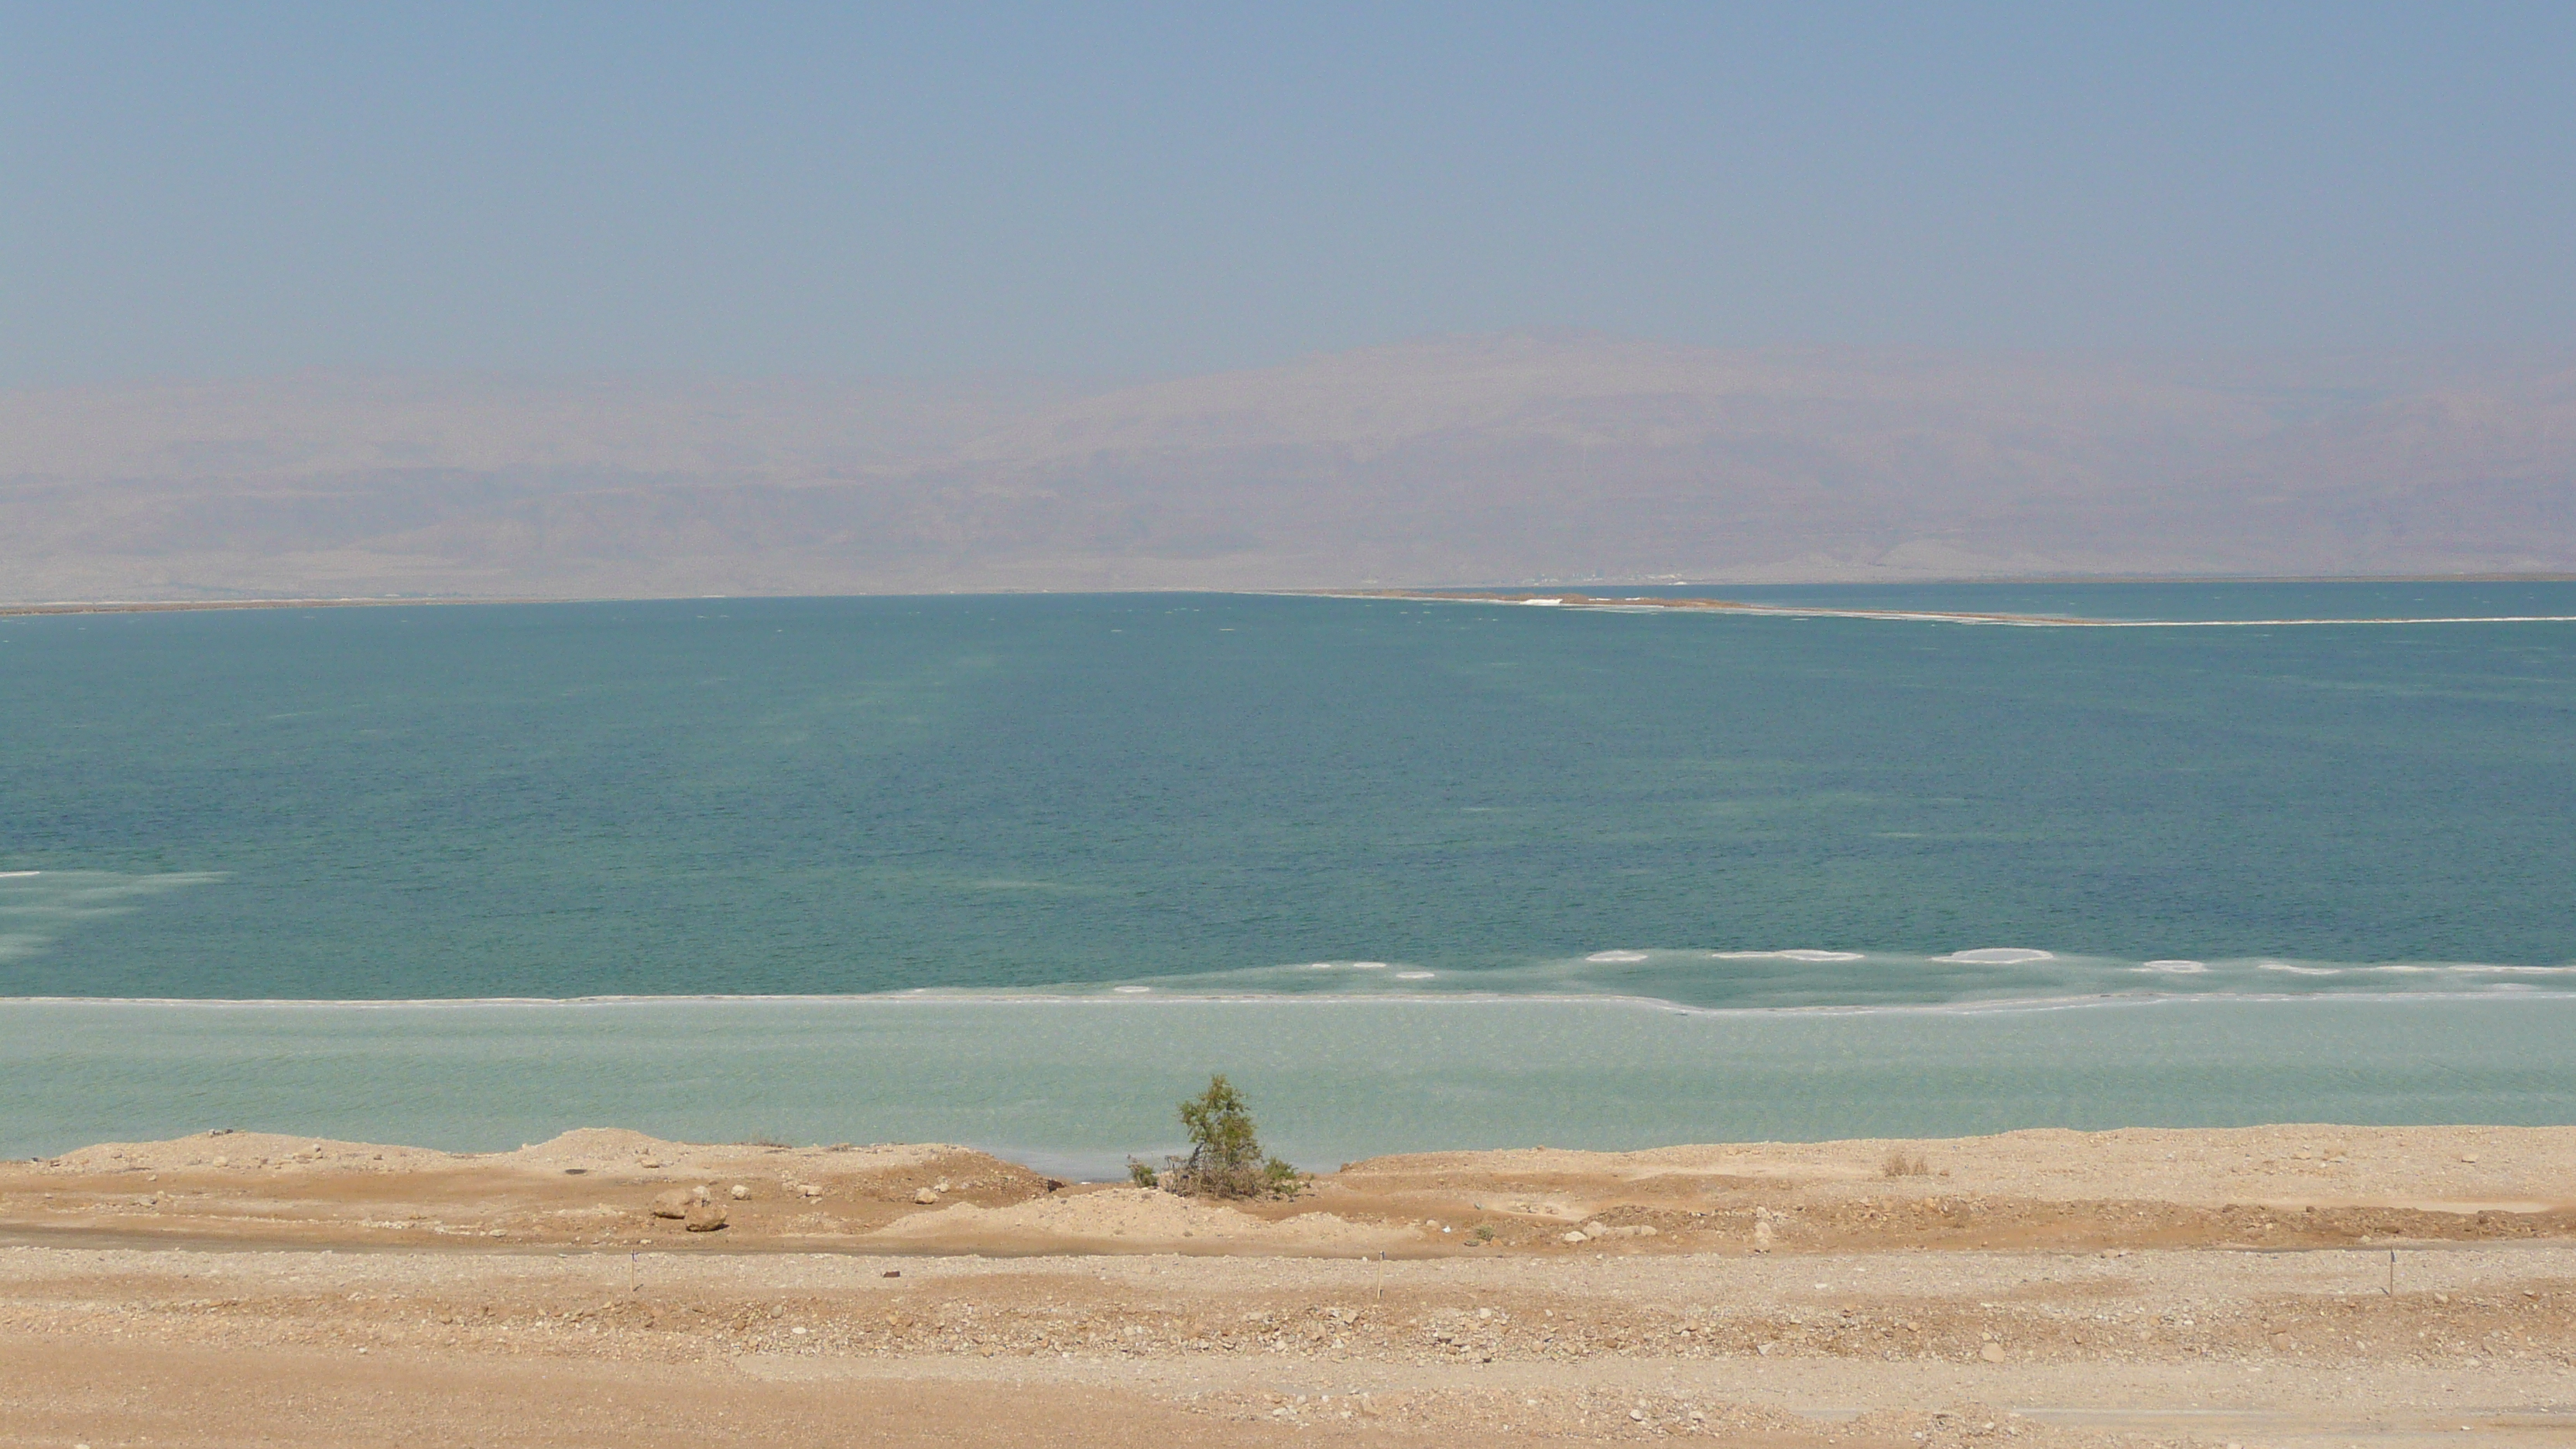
[4,1125,2575,1447]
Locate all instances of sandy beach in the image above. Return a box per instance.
[5,1124,2573,1447]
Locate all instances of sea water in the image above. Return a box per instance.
[4,585,2573,1164]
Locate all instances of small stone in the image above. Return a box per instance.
[649,1189,693,1219]
[683,1201,728,1231]
[2272,1332,2295,1351]
[730,1184,752,1200]
[1980,1341,2008,1362]
[800,1183,824,1197]
[639,1158,660,1169]
[2461,1153,2478,1163]
[690,1184,713,1204]
[913,1187,939,1205]
[933,1180,951,1193]
[1561,1231,1588,1244]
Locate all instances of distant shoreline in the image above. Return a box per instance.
[1303,587,2576,628]
[7,572,2576,621]
[0,596,515,618]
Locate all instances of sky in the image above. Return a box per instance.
[4,2,2572,386]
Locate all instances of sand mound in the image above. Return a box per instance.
[36,1129,980,1185]
[872,1187,1406,1252]
[494,1129,954,1177]
[1347,1125,2576,1211]
[43,1131,459,1173]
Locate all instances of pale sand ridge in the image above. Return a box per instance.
[6,1124,2575,1446]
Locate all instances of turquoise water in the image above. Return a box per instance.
[4,586,2573,1159]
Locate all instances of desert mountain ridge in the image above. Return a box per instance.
[4,333,2572,601]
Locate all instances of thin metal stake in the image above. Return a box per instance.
[2386,1249,2396,1296]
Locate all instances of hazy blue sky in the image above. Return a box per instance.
[5,2,2571,384]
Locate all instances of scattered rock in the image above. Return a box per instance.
[690,1184,713,1204]
[1980,1341,2008,1362]
[800,1183,824,1198]
[730,1184,752,1200]
[1561,1231,1588,1244]
[913,1187,940,1205]
[2272,1332,2295,1351]
[683,1201,728,1232]
[649,1190,693,1219]
[639,1158,661,1169]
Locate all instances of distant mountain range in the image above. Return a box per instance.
[5,334,2572,600]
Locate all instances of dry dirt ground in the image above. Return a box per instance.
[4,1125,2574,1447]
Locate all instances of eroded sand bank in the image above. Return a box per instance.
[5,1125,2574,1446]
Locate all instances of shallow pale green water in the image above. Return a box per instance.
[8,996,2572,1173]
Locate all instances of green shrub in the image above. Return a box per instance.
[1126,1156,1160,1188]
[1156,1074,1303,1199]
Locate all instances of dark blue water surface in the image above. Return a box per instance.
[4,586,2573,1001]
